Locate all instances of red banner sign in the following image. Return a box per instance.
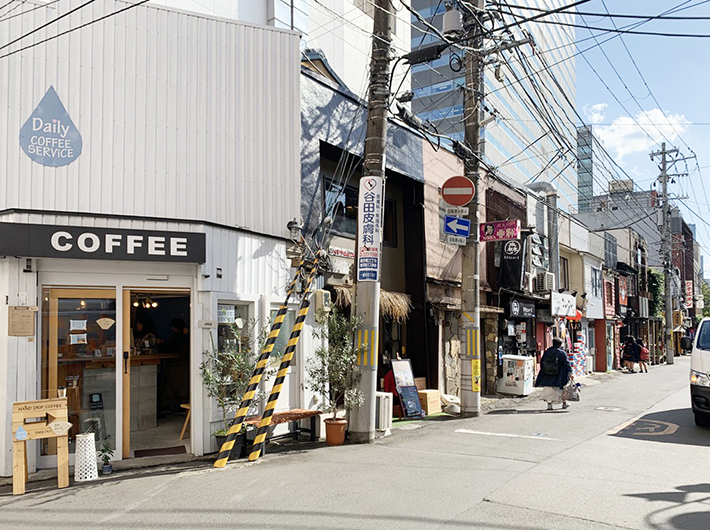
[479,220,521,242]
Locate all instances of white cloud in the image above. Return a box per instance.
[595,109,690,161]
[583,103,608,124]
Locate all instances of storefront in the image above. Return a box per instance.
[0,1,303,477]
[0,219,313,475]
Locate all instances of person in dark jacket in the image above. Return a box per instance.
[535,338,573,410]
[622,335,641,373]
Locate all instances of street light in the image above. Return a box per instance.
[287,218,303,241]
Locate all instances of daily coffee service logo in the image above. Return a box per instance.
[19,86,82,167]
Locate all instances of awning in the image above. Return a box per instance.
[332,285,412,323]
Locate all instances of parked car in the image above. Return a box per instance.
[689,318,710,427]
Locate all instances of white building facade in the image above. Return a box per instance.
[0,0,314,476]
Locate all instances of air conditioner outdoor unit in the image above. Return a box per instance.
[535,271,555,292]
[375,392,393,434]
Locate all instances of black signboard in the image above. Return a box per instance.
[499,238,527,290]
[0,222,206,263]
[509,299,536,319]
[398,386,424,418]
[391,359,424,418]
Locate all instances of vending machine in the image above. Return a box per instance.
[496,355,535,396]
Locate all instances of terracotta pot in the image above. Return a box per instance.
[324,418,348,446]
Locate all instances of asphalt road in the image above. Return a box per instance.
[1,356,708,530]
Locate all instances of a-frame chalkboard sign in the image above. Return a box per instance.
[391,359,424,419]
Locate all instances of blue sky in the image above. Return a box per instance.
[573,0,710,275]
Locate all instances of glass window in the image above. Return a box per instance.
[697,321,710,350]
[324,178,396,245]
[560,257,570,291]
[217,304,250,353]
[41,289,117,456]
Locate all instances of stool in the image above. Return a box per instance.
[179,404,191,440]
[74,433,98,482]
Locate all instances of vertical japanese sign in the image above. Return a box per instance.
[357,177,383,282]
[685,280,693,309]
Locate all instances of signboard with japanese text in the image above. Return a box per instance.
[356,177,383,282]
[509,300,535,319]
[686,280,694,309]
[480,220,521,242]
[551,292,576,317]
[499,239,527,290]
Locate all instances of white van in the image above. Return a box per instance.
[690,317,710,427]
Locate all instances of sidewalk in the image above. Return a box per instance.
[0,370,626,492]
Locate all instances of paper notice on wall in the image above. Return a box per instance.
[8,306,35,336]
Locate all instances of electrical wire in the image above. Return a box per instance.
[0,0,150,59]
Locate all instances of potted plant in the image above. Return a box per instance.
[305,307,365,446]
[200,320,273,457]
[97,443,114,475]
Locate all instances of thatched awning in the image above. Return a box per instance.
[332,285,412,323]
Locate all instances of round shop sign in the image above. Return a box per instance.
[504,240,521,256]
[19,86,82,167]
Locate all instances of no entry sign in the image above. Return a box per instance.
[441,176,475,206]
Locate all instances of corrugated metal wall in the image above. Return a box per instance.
[0,0,300,238]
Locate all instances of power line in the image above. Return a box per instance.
[0,0,150,59]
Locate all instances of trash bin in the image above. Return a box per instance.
[74,433,98,482]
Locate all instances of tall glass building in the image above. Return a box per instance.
[410,1,579,212]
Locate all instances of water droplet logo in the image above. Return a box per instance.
[19,86,82,167]
[14,425,28,441]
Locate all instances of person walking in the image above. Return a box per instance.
[535,338,573,410]
[636,337,650,373]
[622,335,640,373]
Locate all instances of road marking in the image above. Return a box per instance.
[632,420,679,436]
[595,406,621,412]
[607,419,636,435]
[455,429,562,441]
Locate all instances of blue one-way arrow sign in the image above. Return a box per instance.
[443,215,471,237]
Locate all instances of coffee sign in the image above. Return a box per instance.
[20,86,82,167]
[0,222,206,263]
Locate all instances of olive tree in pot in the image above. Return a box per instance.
[200,320,273,457]
[305,308,365,446]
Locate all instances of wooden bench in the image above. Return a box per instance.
[244,409,321,454]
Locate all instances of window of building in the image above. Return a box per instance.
[560,257,570,291]
[591,267,602,297]
[324,178,396,246]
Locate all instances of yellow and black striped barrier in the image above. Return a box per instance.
[247,264,318,462]
[213,262,304,468]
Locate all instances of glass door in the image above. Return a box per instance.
[41,288,117,457]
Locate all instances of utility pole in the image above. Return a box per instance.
[651,143,695,365]
[350,0,393,443]
[652,142,677,365]
[459,0,486,416]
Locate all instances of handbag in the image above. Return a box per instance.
[561,380,581,402]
